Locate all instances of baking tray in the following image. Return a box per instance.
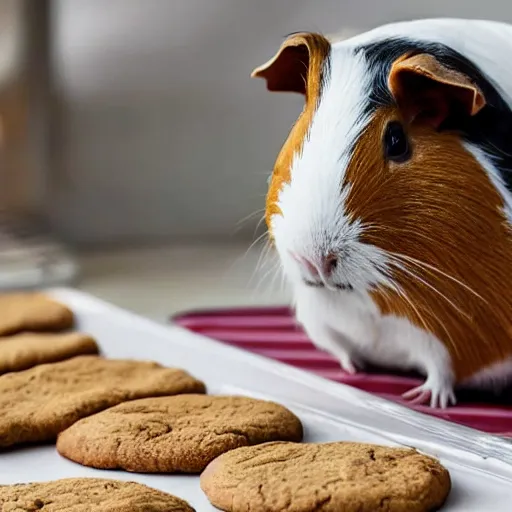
[1,288,512,511]
[173,306,512,436]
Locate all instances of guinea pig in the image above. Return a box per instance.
[251,18,512,408]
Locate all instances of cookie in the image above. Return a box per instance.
[57,394,303,473]
[0,292,74,336]
[200,441,451,512]
[0,355,206,447]
[0,477,194,511]
[0,332,98,374]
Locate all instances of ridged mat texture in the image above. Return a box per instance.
[173,306,512,436]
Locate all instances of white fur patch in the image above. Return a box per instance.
[272,46,390,291]
[293,282,456,408]
[465,356,512,390]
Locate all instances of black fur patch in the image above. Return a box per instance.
[359,38,512,192]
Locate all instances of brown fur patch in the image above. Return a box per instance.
[264,34,331,234]
[345,107,512,382]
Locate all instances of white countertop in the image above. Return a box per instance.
[76,242,290,322]
[5,287,511,512]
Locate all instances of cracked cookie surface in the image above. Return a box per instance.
[200,441,451,512]
[57,395,303,473]
[0,477,194,511]
[0,355,206,447]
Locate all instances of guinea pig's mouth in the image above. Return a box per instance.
[303,279,354,292]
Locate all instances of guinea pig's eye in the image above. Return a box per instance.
[383,121,411,163]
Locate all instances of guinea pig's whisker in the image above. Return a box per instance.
[269,262,283,290]
[376,283,392,309]
[387,251,485,303]
[385,280,432,334]
[390,271,460,356]
[360,222,381,233]
[246,237,265,285]
[235,209,266,228]
[375,280,398,312]
[262,243,277,271]
[254,259,281,294]
[364,226,485,304]
[239,230,271,285]
[279,270,287,293]
[258,239,276,277]
[232,210,266,242]
[248,235,274,289]
[247,231,272,276]
[485,138,512,158]
[248,230,270,255]
[388,259,471,321]
[254,214,268,236]
[386,275,461,354]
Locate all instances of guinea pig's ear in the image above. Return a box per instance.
[388,53,486,129]
[251,32,330,96]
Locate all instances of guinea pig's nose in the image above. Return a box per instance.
[321,253,338,277]
[289,252,320,277]
[289,251,338,279]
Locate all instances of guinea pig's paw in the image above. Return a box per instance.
[339,358,357,375]
[334,349,360,375]
[402,378,456,409]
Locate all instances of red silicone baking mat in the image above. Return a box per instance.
[173,305,512,436]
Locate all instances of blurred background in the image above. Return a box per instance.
[1,0,511,321]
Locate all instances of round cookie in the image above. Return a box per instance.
[57,394,303,473]
[0,292,74,336]
[0,477,194,511]
[0,355,206,448]
[200,441,451,512]
[0,332,99,375]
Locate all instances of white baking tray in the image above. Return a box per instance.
[1,288,512,511]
